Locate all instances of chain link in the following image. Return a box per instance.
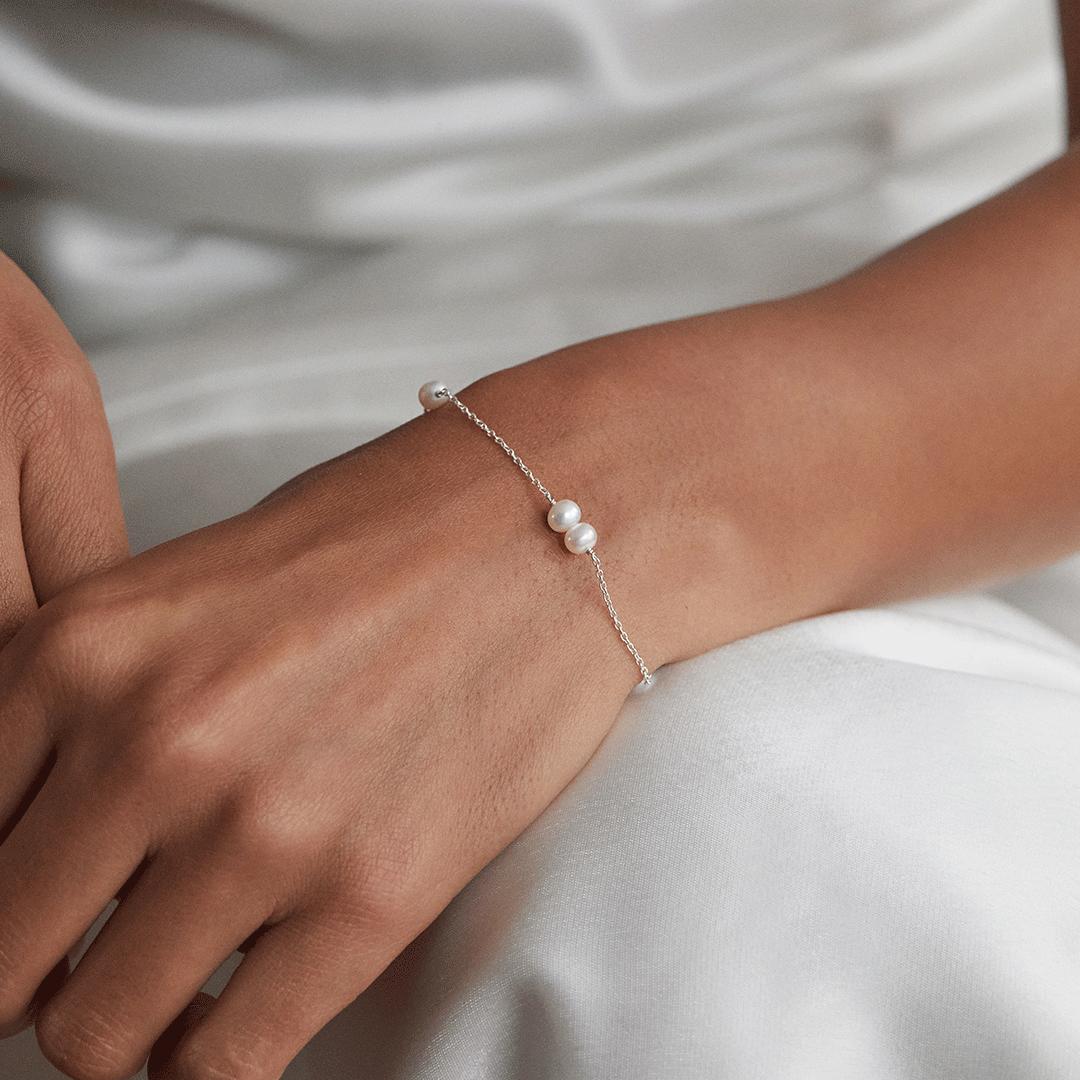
[439,388,653,688]
[445,393,555,505]
[588,551,654,686]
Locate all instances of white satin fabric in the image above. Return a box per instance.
[301,596,1080,1080]
[2,1,1080,1078]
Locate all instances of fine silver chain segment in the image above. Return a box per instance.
[420,381,653,688]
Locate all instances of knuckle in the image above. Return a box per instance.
[32,594,210,768]
[36,1002,142,1080]
[221,786,330,869]
[22,593,110,692]
[359,842,419,911]
[29,590,103,659]
[0,333,95,440]
[110,701,231,800]
[339,830,426,934]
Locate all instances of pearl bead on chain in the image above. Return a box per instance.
[422,384,600,556]
[418,380,653,687]
[418,380,450,411]
[547,500,598,554]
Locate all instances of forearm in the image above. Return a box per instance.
[814,144,1080,600]
[449,141,1080,675]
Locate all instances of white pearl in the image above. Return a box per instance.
[419,380,450,410]
[565,521,597,554]
[547,499,581,533]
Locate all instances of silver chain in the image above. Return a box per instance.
[445,394,555,506]
[440,388,653,688]
[588,550,653,685]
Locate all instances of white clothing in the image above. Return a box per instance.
[1,1,1079,1077]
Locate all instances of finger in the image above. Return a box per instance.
[147,994,216,1080]
[36,848,268,1080]
[0,750,54,849]
[0,955,68,1040]
[0,760,145,1035]
[0,648,56,832]
[159,915,390,1080]
[0,251,129,604]
[18,337,129,603]
[0,460,37,646]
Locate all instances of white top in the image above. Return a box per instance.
[0,0,1062,346]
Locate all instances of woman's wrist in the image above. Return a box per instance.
[443,306,867,670]
[465,143,1080,665]
[302,131,1080,688]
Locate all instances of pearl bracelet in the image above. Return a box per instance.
[420,380,653,688]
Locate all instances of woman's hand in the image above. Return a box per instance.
[1,306,860,1080]
[0,251,128,646]
[0,365,676,1080]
